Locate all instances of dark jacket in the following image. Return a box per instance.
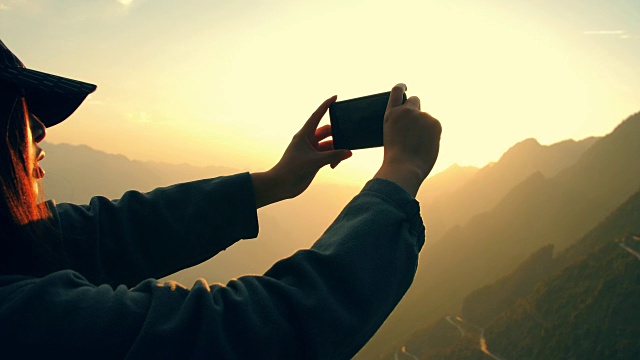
[0,173,425,359]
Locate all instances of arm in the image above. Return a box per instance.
[52,97,351,286]
[52,173,259,287]
[1,178,424,359]
[3,83,441,358]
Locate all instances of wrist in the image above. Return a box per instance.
[251,170,288,208]
[373,162,426,198]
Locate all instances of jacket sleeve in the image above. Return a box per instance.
[50,172,259,287]
[2,178,424,359]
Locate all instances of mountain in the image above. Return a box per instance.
[410,187,640,359]
[357,111,640,358]
[40,138,585,286]
[41,142,361,284]
[41,142,238,204]
[40,110,640,358]
[417,164,479,205]
[168,180,363,284]
[420,136,598,243]
[476,189,640,359]
[460,244,556,327]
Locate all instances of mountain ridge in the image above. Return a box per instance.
[41,142,361,284]
[39,111,640,358]
[419,135,598,243]
[357,111,640,358]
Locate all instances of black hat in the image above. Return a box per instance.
[0,38,97,127]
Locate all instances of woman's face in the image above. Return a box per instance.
[27,113,46,196]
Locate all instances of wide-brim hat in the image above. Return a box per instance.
[0,38,96,127]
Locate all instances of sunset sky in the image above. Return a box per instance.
[1,0,639,185]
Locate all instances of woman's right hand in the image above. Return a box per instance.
[373,83,442,197]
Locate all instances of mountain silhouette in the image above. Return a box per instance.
[485,187,640,359]
[357,111,640,358]
[419,136,598,243]
[419,187,640,359]
[41,142,361,284]
[40,110,640,358]
[418,164,479,205]
[42,142,238,204]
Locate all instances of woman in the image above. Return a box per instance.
[0,83,53,276]
[0,37,441,359]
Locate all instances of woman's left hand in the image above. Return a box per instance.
[251,96,352,208]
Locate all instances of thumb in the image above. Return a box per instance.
[319,150,352,169]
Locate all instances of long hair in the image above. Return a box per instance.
[1,81,60,275]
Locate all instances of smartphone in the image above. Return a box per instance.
[329,91,407,150]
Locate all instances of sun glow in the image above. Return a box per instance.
[3,0,638,186]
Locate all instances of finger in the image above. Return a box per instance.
[387,83,407,111]
[330,150,353,168]
[302,95,337,135]
[404,96,421,110]
[317,139,335,152]
[321,149,352,168]
[314,124,332,143]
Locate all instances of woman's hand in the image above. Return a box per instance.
[374,83,442,197]
[251,96,352,208]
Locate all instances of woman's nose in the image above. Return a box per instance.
[29,114,47,143]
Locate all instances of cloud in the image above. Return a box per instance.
[583,30,634,40]
[583,30,625,35]
[127,111,153,124]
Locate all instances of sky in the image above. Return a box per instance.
[1,0,639,186]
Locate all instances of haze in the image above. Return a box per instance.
[1,0,639,185]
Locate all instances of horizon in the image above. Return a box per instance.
[43,107,635,186]
[2,0,639,186]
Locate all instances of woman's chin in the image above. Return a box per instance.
[31,167,45,198]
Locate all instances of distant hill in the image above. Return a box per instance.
[40,142,361,284]
[461,244,556,326]
[40,109,640,359]
[42,142,239,204]
[357,111,640,358]
[418,164,479,205]
[41,139,582,286]
[413,187,640,359]
[476,188,640,359]
[420,136,598,243]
